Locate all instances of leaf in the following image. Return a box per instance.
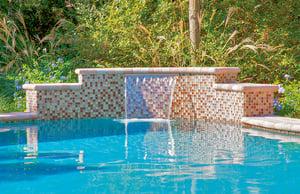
[256,44,275,51]
[223,30,238,50]
[133,53,148,64]
[255,64,271,71]
[226,45,239,55]
[178,20,183,35]
[210,9,216,24]
[240,37,253,44]
[202,51,206,59]
[225,7,235,27]
[0,33,8,45]
[139,24,151,35]
[241,45,258,53]
[132,35,141,46]
[254,4,262,11]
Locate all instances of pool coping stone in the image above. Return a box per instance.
[242,116,300,135]
[214,83,279,92]
[0,112,38,122]
[23,83,82,90]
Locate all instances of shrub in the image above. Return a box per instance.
[0,11,65,72]
[70,0,299,84]
[1,0,78,39]
[274,78,300,118]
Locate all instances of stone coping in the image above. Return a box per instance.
[75,67,241,75]
[214,83,279,92]
[0,112,38,122]
[242,116,300,134]
[23,83,82,90]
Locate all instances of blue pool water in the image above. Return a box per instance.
[0,119,300,193]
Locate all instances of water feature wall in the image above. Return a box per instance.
[125,75,177,119]
[23,67,278,124]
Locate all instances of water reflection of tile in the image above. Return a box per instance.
[142,120,244,164]
[172,120,244,164]
[242,127,300,143]
[25,126,38,155]
[0,119,126,147]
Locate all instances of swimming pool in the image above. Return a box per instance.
[1,119,299,193]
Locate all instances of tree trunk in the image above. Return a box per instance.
[189,0,200,66]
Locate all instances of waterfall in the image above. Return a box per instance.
[122,74,177,159]
[124,75,177,120]
[167,77,176,120]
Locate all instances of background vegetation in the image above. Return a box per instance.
[0,0,299,118]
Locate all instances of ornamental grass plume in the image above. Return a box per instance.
[0,11,65,72]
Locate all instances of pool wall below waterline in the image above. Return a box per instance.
[23,67,278,124]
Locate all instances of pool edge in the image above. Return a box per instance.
[1,113,299,136]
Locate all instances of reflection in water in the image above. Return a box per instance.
[0,119,300,193]
[141,120,244,164]
[0,119,125,166]
[242,127,300,143]
[172,120,244,165]
[0,119,244,167]
[141,120,244,179]
[167,121,175,157]
[0,162,104,182]
[24,126,38,158]
[78,150,84,163]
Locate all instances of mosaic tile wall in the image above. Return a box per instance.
[244,91,274,117]
[26,74,125,120]
[169,74,245,123]
[26,90,38,113]
[24,68,277,123]
[214,73,237,83]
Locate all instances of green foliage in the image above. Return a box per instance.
[0,97,26,113]
[0,73,26,113]
[20,59,76,84]
[274,79,300,118]
[0,73,14,100]
[0,57,75,112]
[200,0,299,83]
[1,0,78,39]
[70,0,299,83]
[70,0,191,67]
[0,11,65,72]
